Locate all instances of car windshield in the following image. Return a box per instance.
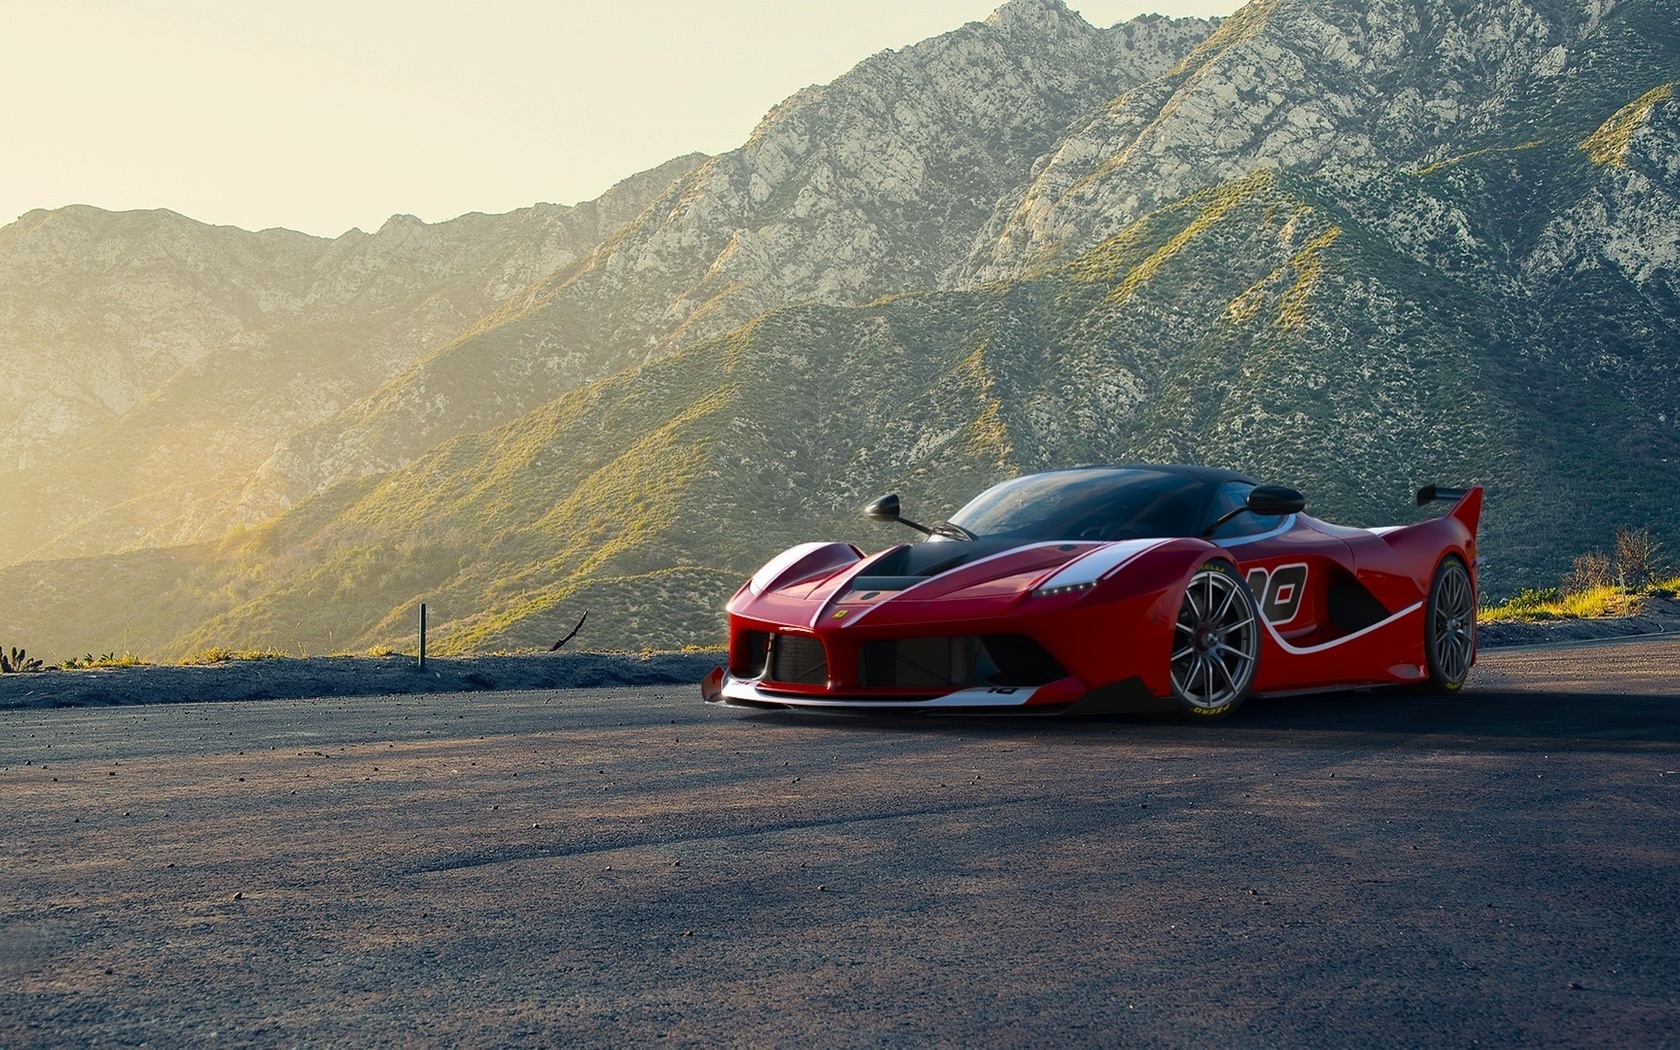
[944,468,1207,542]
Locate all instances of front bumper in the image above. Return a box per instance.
[701,667,1170,716]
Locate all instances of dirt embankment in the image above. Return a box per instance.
[0,651,721,711]
[1476,594,1680,649]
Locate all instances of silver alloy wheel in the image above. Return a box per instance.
[1171,566,1260,713]
[1429,559,1476,687]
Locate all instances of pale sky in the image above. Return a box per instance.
[2,1,1242,238]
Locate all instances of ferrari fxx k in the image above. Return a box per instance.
[702,465,1482,719]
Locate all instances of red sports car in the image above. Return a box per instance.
[702,465,1482,719]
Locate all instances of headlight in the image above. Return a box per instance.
[1034,580,1098,598]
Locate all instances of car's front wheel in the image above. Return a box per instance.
[1170,561,1260,719]
[1424,555,1475,692]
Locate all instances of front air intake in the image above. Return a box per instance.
[857,634,1066,689]
[859,636,973,688]
[732,630,770,678]
[767,634,829,685]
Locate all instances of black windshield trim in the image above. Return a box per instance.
[943,465,1260,544]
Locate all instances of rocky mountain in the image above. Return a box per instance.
[0,3,1211,568]
[0,0,1676,661]
[967,0,1672,277]
[234,4,1214,522]
[0,154,707,559]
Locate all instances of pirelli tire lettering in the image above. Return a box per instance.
[1245,564,1309,626]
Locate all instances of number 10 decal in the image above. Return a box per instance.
[1245,563,1309,625]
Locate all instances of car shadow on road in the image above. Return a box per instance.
[1213,686,1680,746]
[732,687,1680,751]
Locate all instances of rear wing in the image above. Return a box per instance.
[1416,485,1467,505]
[1416,484,1483,534]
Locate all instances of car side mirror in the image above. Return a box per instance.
[1248,485,1306,516]
[864,494,902,523]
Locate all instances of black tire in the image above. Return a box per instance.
[1170,561,1261,719]
[1424,555,1475,692]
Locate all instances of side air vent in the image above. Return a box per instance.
[767,634,829,685]
[1327,570,1389,633]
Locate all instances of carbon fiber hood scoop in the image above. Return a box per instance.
[864,539,1027,579]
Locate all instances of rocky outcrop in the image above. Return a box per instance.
[0,207,326,470]
[965,0,1648,280]
[1528,85,1679,304]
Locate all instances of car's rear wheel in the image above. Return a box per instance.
[1424,555,1475,692]
[1170,562,1260,719]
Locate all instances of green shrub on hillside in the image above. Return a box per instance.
[58,652,149,669]
[1484,525,1674,621]
[177,647,291,665]
[1,646,45,673]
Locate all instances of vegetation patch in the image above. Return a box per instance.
[1,647,44,673]
[58,652,149,670]
[1483,527,1674,621]
[178,647,294,665]
[1580,81,1676,165]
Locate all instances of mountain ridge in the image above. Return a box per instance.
[0,152,710,560]
[224,4,1215,525]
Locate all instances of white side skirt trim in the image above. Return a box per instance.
[1261,601,1424,655]
[717,676,1051,709]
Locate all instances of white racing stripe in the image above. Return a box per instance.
[1212,515,1298,548]
[1260,601,1423,655]
[751,542,843,596]
[1035,537,1172,591]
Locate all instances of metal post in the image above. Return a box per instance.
[418,603,427,671]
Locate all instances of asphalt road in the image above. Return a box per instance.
[3,639,1677,1048]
